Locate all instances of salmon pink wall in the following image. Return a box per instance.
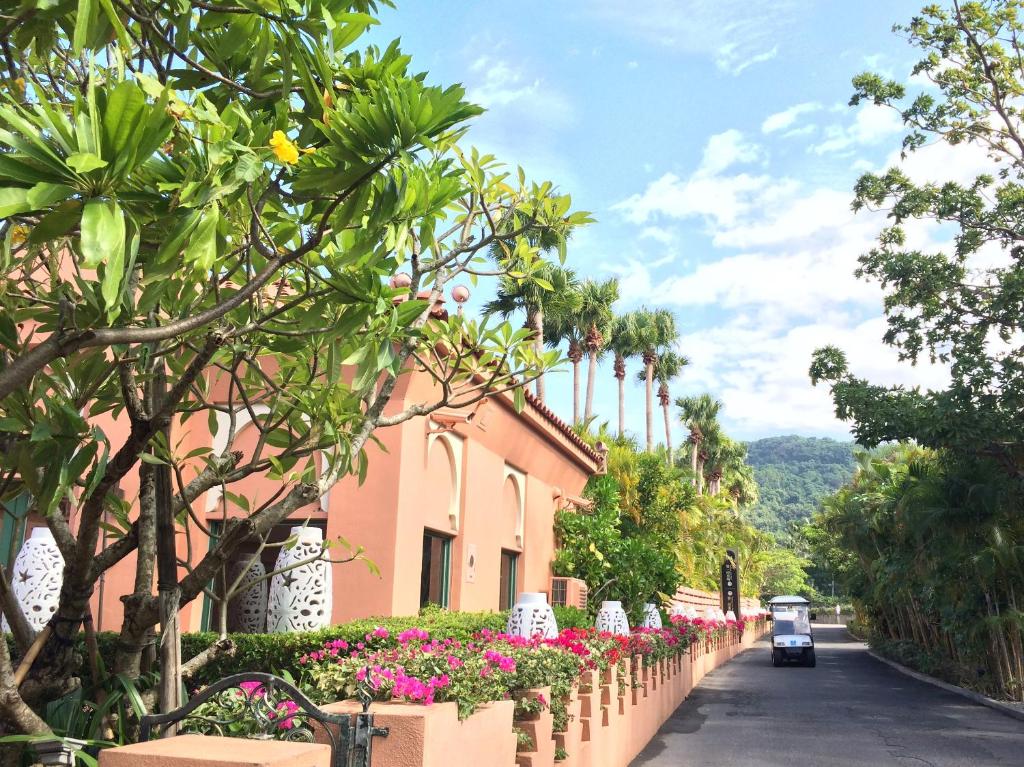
[49,367,598,637]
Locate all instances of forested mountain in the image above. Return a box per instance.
[745,436,855,537]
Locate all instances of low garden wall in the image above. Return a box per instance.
[97,620,767,767]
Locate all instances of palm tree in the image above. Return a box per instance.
[631,308,678,452]
[576,278,619,422]
[676,393,722,493]
[608,313,640,439]
[484,265,581,402]
[704,436,748,498]
[654,351,688,465]
[543,292,586,422]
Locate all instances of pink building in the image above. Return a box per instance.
[3,367,602,633]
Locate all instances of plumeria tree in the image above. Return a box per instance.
[0,0,590,740]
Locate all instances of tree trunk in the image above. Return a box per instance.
[662,402,673,465]
[617,375,625,439]
[690,435,699,486]
[572,359,580,423]
[153,364,182,722]
[114,462,157,677]
[532,309,545,401]
[584,351,599,423]
[644,360,654,452]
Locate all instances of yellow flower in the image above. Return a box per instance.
[269,130,299,164]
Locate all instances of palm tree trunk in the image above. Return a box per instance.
[662,401,672,465]
[617,375,625,439]
[585,352,598,422]
[532,308,545,401]
[645,361,654,452]
[690,437,699,487]
[696,457,705,494]
[572,360,580,423]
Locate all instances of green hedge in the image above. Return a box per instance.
[11,605,594,690]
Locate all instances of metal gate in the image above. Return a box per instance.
[138,672,389,767]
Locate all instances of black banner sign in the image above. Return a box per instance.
[721,549,740,617]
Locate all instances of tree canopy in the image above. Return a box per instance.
[809,0,1024,477]
[746,435,856,537]
[0,0,590,737]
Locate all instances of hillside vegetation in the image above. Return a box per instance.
[745,435,855,537]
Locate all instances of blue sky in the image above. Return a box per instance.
[366,1,962,445]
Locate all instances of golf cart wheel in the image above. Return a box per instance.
[805,649,816,668]
[771,649,783,667]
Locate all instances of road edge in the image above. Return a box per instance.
[859,642,1024,724]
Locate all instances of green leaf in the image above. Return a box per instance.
[66,152,108,173]
[152,209,201,268]
[395,299,430,326]
[184,203,218,270]
[102,81,146,167]
[0,183,74,218]
[0,187,29,217]
[80,198,125,268]
[96,0,130,51]
[73,0,95,52]
[29,201,83,244]
[26,182,75,210]
[101,215,134,321]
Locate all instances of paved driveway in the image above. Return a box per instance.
[631,625,1023,766]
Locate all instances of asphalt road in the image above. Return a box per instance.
[631,625,1024,767]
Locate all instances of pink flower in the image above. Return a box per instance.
[238,681,265,698]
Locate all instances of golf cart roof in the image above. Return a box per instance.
[768,595,810,605]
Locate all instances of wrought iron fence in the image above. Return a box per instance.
[138,672,388,767]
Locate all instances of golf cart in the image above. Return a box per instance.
[768,595,815,667]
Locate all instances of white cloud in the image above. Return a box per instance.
[607,117,1005,438]
[588,0,798,75]
[613,130,774,228]
[626,60,639,69]
[762,101,821,133]
[467,56,573,125]
[725,45,779,75]
[701,129,763,173]
[674,316,949,439]
[809,104,903,155]
[639,226,677,245]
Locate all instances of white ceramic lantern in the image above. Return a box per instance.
[267,527,332,633]
[704,606,717,621]
[228,559,268,633]
[596,600,630,636]
[506,592,558,639]
[3,528,64,632]
[642,603,663,629]
[669,604,686,619]
[725,610,737,622]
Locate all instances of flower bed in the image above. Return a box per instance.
[294,613,758,722]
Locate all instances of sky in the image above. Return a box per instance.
[364,1,970,445]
